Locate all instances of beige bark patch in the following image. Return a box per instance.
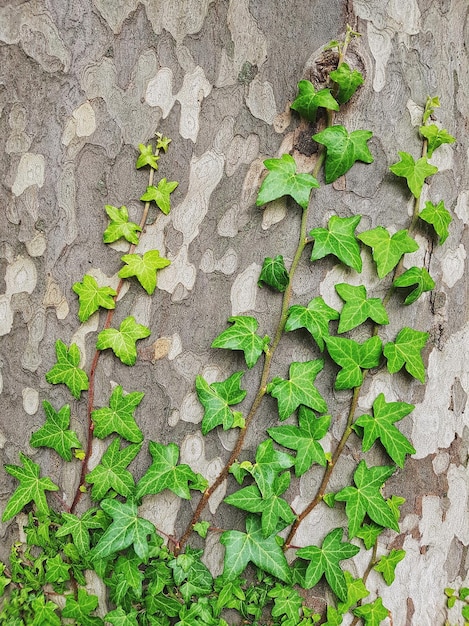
[12,153,45,197]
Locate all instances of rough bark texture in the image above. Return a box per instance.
[0,1,468,624]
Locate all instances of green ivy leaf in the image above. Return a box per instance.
[44,553,70,584]
[268,407,330,476]
[335,461,398,538]
[62,588,103,626]
[336,283,388,333]
[353,597,389,626]
[290,80,339,121]
[267,360,327,420]
[105,607,139,626]
[140,178,179,215]
[193,521,211,539]
[86,438,142,500]
[103,205,142,245]
[285,297,339,351]
[324,335,382,390]
[389,152,438,198]
[268,584,304,622]
[323,605,344,626]
[211,317,269,369]
[258,255,290,292]
[156,134,172,153]
[353,393,415,467]
[355,523,383,550]
[136,144,159,170]
[296,528,360,601]
[329,63,364,104]
[358,227,419,279]
[337,571,370,614]
[195,372,246,435]
[96,316,151,366]
[248,439,295,498]
[313,125,374,184]
[31,595,61,626]
[310,215,362,272]
[118,250,170,295]
[422,95,440,124]
[136,441,207,500]
[92,385,144,443]
[72,274,116,322]
[419,124,455,158]
[55,509,105,556]
[45,340,89,399]
[256,154,319,210]
[373,549,406,585]
[393,266,435,304]
[2,454,59,521]
[383,326,429,382]
[220,515,291,582]
[419,200,452,244]
[30,401,82,461]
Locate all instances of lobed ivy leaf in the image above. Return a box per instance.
[96,316,151,366]
[86,437,142,500]
[44,553,70,584]
[335,283,388,333]
[103,205,142,245]
[258,255,289,292]
[72,274,116,322]
[2,454,59,521]
[324,335,382,390]
[136,143,159,170]
[105,607,139,626]
[31,595,61,626]
[55,508,106,556]
[329,62,364,104]
[286,296,339,351]
[313,125,374,183]
[156,134,172,153]
[383,326,429,382]
[419,199,452,244]
[268,584,304,622]
[290,80,339,121]
[119,250,170,295]
[267,360,328,420]
[393,266,435,305]
[45,340,89,399]
[30,401,82,461]
[419,124,455,158]
[353,393,415,467]
[335,461,398,538]
[355,522,383,550]
[353,597,389,626]
[195,372,246,435]
[211,316,269,369]
[220,515,291,582]
[62,588,103,626]
[296,528,360,601]
[140,178,179,215]
[248,439,295,498]
[337,571,370,614]
[256,154,319,210]
[310,215,362,272]
[323,605,344,626]
[373,549,406,585]
[193,521,211,539]
[268,407,330,476]
[389,152,438,198]
[92,385,144,443]
[357,227,419,279]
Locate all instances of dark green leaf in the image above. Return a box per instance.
[393,266,435,304]
[329,63,364,104]
[313,125,373,184]
[140,178,179,215]
[419,200,452,244]
[119,250,170,295]
[353,597,389,626]
[45,340,89,399]
[72,274,116,322]
[373,549,405,585]
[267,360,327,420]
[310,215,362,272]
[136,144,159,170]
[324,335,382,389]
[86,437,142,500]
[256,154,319,210]
[92,385,144,443]
[335,283,388,333]
[383,326,429,382]
[290,80,339,121]
[419,124,455,158]
[258,255,289,292]
[96,316,151,366]
[196,372,246,434]
[357,227,419,279]
[62,588,103,626]
[103,205,142,245]
[389,152,438,198]
[211,317,269,369]
[30,401,82,461]
[285,297,339,351]
[249,439,295,498]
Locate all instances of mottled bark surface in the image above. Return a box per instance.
[0,1,468,624]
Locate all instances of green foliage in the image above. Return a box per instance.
[86,438,142,500]
[383,326,429,382]
[256,154,319,209]
[92,385,144,442]
[353,597,389,625]
[103,204,142,245]
[258,255,290,292]
[389,152,438,198]
[419,199,452,244]
[267,360,327,419]
[335,283,388,332]
[393,266,435,304]
[195,371,246,434]
[313,125,374,183]
[419,124,455,157]
[140,178,179,215]
[211,316,269,369]
[72,274,117,322]
[119,250,171,295]
[310,215,362,272]
[45,340,89,399]
[373,548,406,585]
[324,335,382,389]
[329,63,364,104]
[30,401,82,461]
[96,316,151,366]
[285,296,339,351]
[357,227,419,279]
[290,80,339,121]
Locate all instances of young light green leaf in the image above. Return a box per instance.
[55,509,105,557]
[373,549,406,585]
[355,522,383,550]
[419,199,452,244]
[268,408,330,476]
[419,124,455,158]
[335,461,398,538]
[256,154,319,210]
[92,385,144,443]
[62,588,103,626]
[393,266,435,304]
[105,607,139,626]
[313,125,373,183]
[258,255,289,292]
[268,584,304,622]
[220,515,291,582]
[337,571,370,614]
[136,441,207,500]
[357,227,419,279]
[96,316,150,366]
[335,283,388,333]
[329,63,364,104]
[136,143,159,170]
[286,297,339,351]
[383,326,429,382]
[72,274,116,322]
[156,133,171,153]
[324,335,382,390]
[310,215,362,272]
[195,372,246,435]
[290,80,339,121]
[353,393,415,467]
[211,316,269,369]
[103,205,142,245]
[140,178,179,215]
[193,521,211,539]
[323,605,344,626]
[86,437,142,500]
[2,454,59,521]
[248,439,295,498]
[119,250,170,295]
[267,360,327,420]
[422,95,440,124]
[45,340,89,399]
[30,401,82,461]
[296,528,360,601]
[31,595,61,626]
[389,152,438,198]
[353,597,389,626]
